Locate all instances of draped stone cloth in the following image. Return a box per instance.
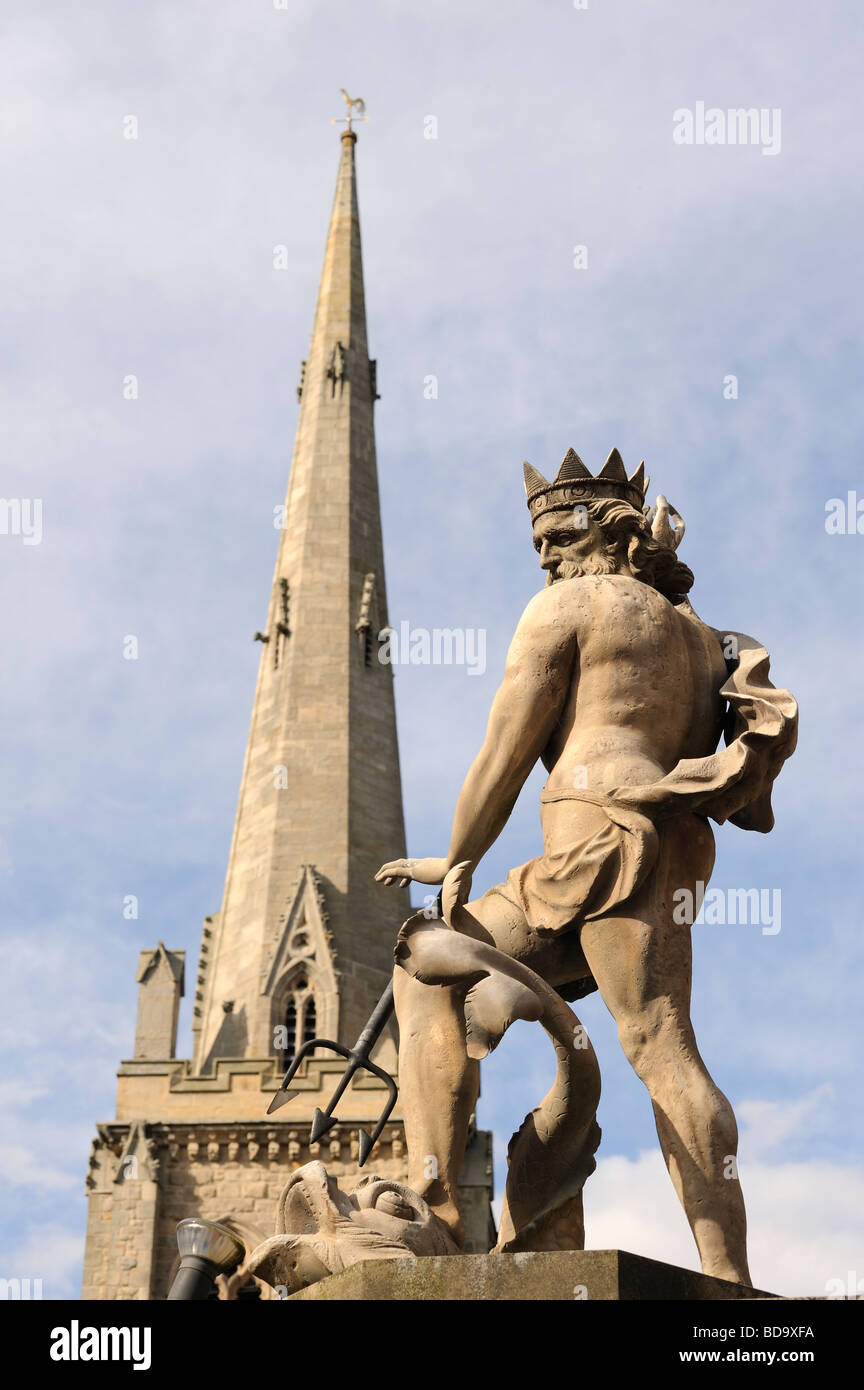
[491,632,799,936]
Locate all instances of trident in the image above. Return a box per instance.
[266,980,397,1167]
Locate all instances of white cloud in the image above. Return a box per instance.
[490,1082,864,1296]
[5,1223,85,1301]
[0,1143,77,1193]
[736,1086,835,1161]
[585,1145,864,1299]
[570,1090,864,1297]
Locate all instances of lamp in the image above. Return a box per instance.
[167,1218,246,1300]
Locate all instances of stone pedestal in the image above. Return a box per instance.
[289,1250,778,1301]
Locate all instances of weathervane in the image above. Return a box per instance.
[332,88,368,132]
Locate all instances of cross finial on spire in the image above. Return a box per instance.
[332,88,368,133]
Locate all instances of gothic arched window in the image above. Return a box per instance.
[302,997,316,1046]
[283,998,297,1063]
[279,977,317,1065]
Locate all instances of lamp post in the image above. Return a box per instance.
[167,1218,246,1300]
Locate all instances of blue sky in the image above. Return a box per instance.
[1,0,862,1298]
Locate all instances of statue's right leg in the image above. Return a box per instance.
[580,813,751,1284]
[393,961,479,1246]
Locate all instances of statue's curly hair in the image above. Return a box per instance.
[585,498,694,603]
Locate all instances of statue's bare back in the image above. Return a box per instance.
[541,574,729,805]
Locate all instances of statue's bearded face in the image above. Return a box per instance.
[532,509,619,584]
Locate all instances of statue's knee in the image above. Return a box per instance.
[617,1010,673,1080]
[393,966,469,1045]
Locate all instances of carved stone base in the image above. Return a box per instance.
[288,1250,778,1301]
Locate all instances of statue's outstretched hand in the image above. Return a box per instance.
[375,857,449,888]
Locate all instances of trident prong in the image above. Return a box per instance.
[267,980,397,1167]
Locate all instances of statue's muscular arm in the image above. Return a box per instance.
[376,587,578,888]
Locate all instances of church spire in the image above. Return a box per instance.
[194,125,409,1071]
[307,129,370,390]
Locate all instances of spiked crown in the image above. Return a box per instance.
[523,447,649,521]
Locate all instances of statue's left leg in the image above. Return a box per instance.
[579,812,752,1285]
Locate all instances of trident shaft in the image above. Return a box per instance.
[266,980,397,1167]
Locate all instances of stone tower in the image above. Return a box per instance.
[81,127,494,1301]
